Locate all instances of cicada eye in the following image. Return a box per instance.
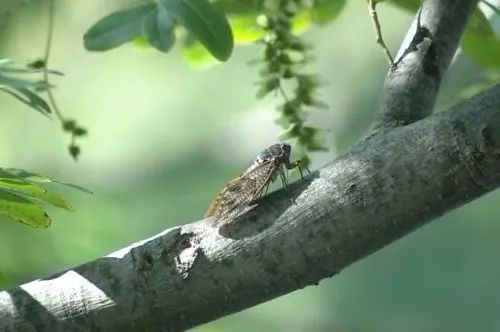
[282,143,291,154]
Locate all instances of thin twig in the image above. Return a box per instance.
[367,0,395,68]
[481,0,500,15]
[42,0,65,122]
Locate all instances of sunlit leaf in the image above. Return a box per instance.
[132,35,152,49]
[291,11,312,34]
[0,168,92,194]
[181,36,219,69]
[0,179,73,211]
[0,191,51,228]
[84,3,157,51]
[0,168,90,228]
[159,0,233,61]
[230,15,265,44]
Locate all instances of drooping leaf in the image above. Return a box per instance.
[0,167,91,228]
[0,73,47,89]
[142,6,176,52]
[84,3,157,51]
[0,179,73,211]
[0,191,51,228]
[0,86,51,115]
[0,168,92,194]
[159,0,233,61]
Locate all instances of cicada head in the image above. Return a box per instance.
[250,143,291,170]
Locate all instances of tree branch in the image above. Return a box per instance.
[1,84,500,331]
[0,1,494,331]
[370,0,479,131]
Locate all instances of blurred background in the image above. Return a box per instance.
[0,1,499,331]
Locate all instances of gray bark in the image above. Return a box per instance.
[0,0,494,331]
[370,0,479,130]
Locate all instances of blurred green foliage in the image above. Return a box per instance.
[0,0,499,331]
[84,0,233,61]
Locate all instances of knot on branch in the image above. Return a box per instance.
[173,233,202,279]
[450,118,500,190]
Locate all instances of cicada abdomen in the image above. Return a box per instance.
[205,143,304,223]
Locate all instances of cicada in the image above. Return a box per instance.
[205,143,306,223]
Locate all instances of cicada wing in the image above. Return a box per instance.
[242,160,278,200]
[204,175,245,218]
[204,161,278,221]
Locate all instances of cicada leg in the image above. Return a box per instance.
[279,168,288,188]
[261,182,271,198]
[298,162,311,179]
[286,160,310,180]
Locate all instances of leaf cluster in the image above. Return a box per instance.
[253,0,333,163]
[0,58,55,116]
[84,0,233,62]
[0,168,90,228]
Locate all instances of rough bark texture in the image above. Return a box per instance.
[0,0,494,331]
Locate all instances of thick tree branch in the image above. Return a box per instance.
[371,0,479,130]
[1,84,500,331]
[0,1,494,331]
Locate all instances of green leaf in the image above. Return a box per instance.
[230,15,265,44]
[0,86,51,115]
[0,167,90,228]
[0,179,73,211]
[84,3,157,51]
[0,168,92,194]
[461,8,500,70]
[181,35,219,69]
[0,73,47,89]
[462,34,500,70]
[310,0,347,25]
[0,191,51,228]
[142,6,176,52]
[0,269,10,289]
[212,0,257,15]
[159,0,233,61]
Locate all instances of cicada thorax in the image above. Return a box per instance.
[204,143,298,223]
[248,143,292,172]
